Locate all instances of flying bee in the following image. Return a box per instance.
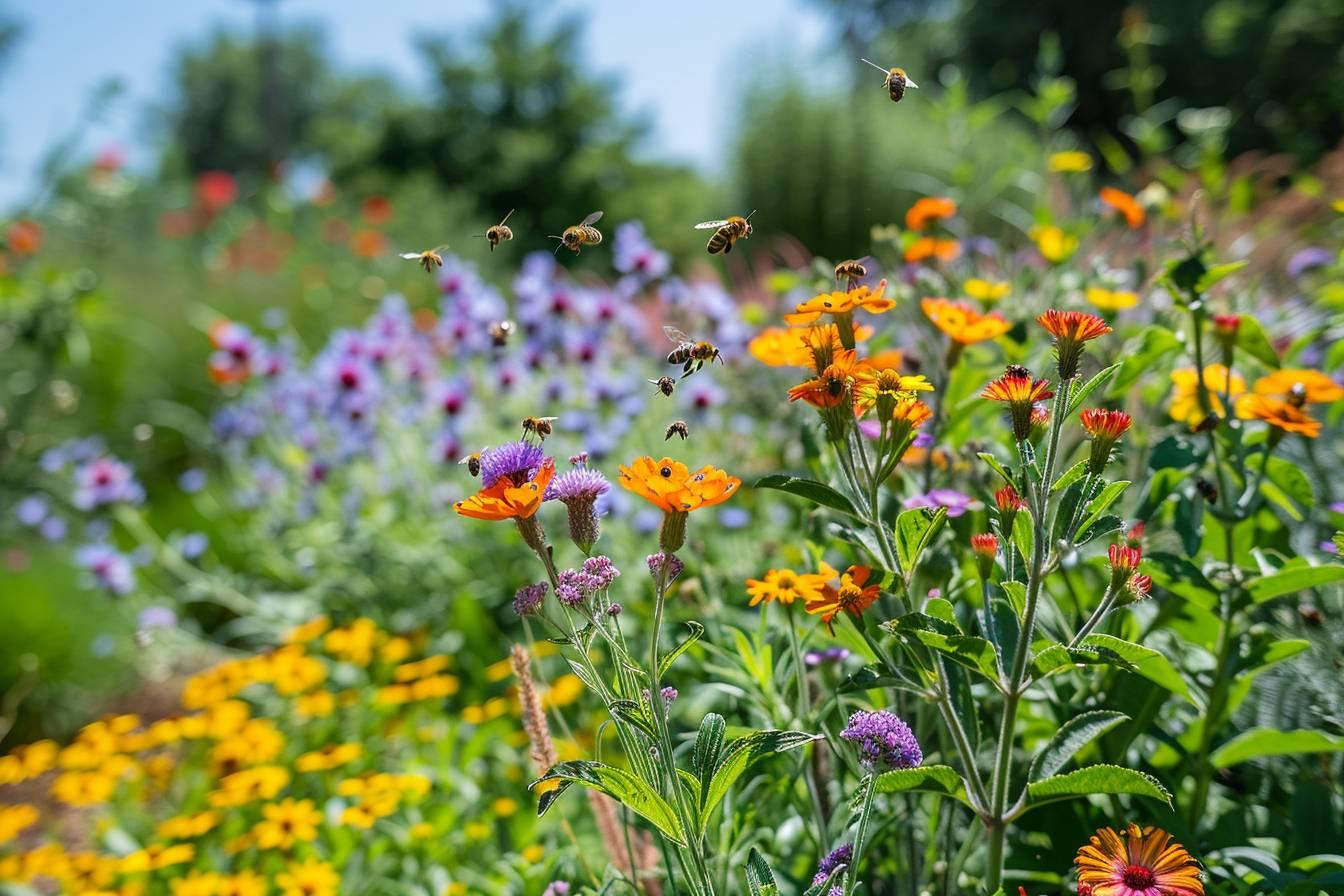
[521,416,558,442]
[479,209,515,252]
[458,451,483,478]
[664,326,723,378]
[489,319,515,347]
[695,211,755,255]
[550,211,604,255]
[649,376,676,397]
[665,420,689,441]
[399,246,447,273]
[859,58,919,103]
[834,258,869,283]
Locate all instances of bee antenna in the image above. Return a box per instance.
[859,57,890,73]
[500,209,514,224]
[745,209,757,221]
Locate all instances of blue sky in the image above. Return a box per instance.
[0,0,833,208]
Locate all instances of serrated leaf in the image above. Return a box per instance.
[1028,711,1130,781]
[1024,764,1170,810]
[607,699,657,739]
[1066,363,1122,416]
[700,730,819,832]
[872,765,971,806]
[895,506,948,573]
[979,451,1015,486]
[745,848,779,895]
[1079,481,1130,531]
[1079,634,1191,699]
[1247,565,1344,603]
[659,621,705,677]
[753,474,860,518]
[1051,459,1089,493]
[905,629,1002,683]
[1210,728,1344,769]
[532,761,686,844]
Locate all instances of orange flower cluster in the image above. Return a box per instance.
[618,457,740,515]
[922,298,1011,345]
[454,458,554,520]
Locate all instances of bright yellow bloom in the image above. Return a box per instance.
[492,797,519,817]
[0,740,58,785]
[1031,225,1078,263]
[745,569,830,607]
[784,282,895,326]
[276,859,339,896]
[964,278,1011,302]
[1048,150,1093,173]
[208,766,290,807]
[295,742,363,773]
[1085,286,1140,311]
[323,618,380,666]
[1169,365,1246,426]
[218,871,268,896]
[120,843,195,873]
[465,822,491,840]
[252,798,322,850]
[340,805,377,829]
[266,647,326,695]
[543,674,585,710]
[284,616,330,645]
[211,718,284,768]
[156,811,219,840]
[51,771,118,807]
[170,871,222,896]
[0,804,39,844]
[295,691,335,718]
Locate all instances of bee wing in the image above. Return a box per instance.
[663,325,694,344]
[536,416,559,424]
[457,452,480,464]
[904,76,919,89]
[499,209,515,225]
[581,211,603,226]
[695,219,730,230]
[399,252,424,259]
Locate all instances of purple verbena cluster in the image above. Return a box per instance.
[840,710,923,773]
[812,843,853,886]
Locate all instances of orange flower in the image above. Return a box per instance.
[1249,369,1344,404]
[617,457,740,514]
[852,368,934,416]
[748,324,872,368]
[805,566,881,633]
[454,458,555,520]
[1099,186,1145,228]
[922,298,1011,345]
[788,349,863,408]
[982,369,1055,442]
[1236,395,1320,438]
[906,197,957,231]
[1075,824,1203,896]
[1038,309,1112,379]
[746,569,830,607]
[350,229,388,259]
[905,237,962,264]
[890,399,934,429]
[784,281,894,326]
[5,219,43,256]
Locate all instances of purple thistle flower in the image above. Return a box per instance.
[556,569,596,608]
[660,686,678,703]
[581,555,620,589]
[479,441,546,488]
[73,457,144,510]
[841,710,922,773]
[549,463,611,551]
[646,552,683,582]
[813,843,853,886]
[606,602,622,617]
[513,582,548,617]
[74,544,135,594]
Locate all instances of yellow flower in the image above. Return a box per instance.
[542,674,585,710]
[170,871,222,896]
[208,766,290,808]
[295,691,336,718]
[51,771,118,807]
[252,798,322,850]
[266,647,326,695]
[323,618,380,666]
[492,797,519,817]
[284,616,330,645]
[1031,225,1078,264]
[1048,150,1092,173]
[0,804,39,844]
[521,844,545,863]
[409,822,435,840]
[745,569,830,607]
[0,740,58,785]
[1169,365,1246,426]
[1085,286,1140,311]
[964,278,1011,302]
[340,805,377,829]
[465,821,491,840]
[218,872,268,896]
[211,718,285,768]
[784,282,896,326]
[295,742,363,773]
[379,637,413,664]
[276,859,339,896]
[156,811,219,840]
[410,675,460,701]
[120,843,195,873]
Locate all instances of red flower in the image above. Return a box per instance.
[196,171,238,212]
[1099,186,1145,228]
[1038,310,1112,379]
[983,370,1054,442]
[1080,408,1132,473]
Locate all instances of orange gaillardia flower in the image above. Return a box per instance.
[906,197,957,231]
[788,349,863,410]
[619,456,740,552]
[454,458,555,521]
[982,367,1054,442]
[784,280,895,327]
[922,298,1011,345]
[1236,395,1320,438]
[904,237,962,264]
[1075,824,1203,896]
[747,324,874,369]
[746,568,831,607]
[805,565,882,633]
[1080,408,1132,474]
[1248,368,1344,404]
[1099,186,1146,229]
[1038,310,1111,380]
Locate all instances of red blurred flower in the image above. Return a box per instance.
[360,196,393,226]
[196,171,238,212]
[6,219,43,256]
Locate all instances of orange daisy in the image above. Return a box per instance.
[788,349,863,409]
[1099,187,1145,229]
[805,565,882,633]
[905,197,957,231]
[1236,395,1321,438]
[745,568,830,607]
[747,324,873,368]
[922,297,1011,345]
[1075,824,1203,896]
[1037,309,1112,379]
[454,458,555,520]
[784,281,895,326]
[1249,368,1344,404]
[617,457,740,514]
[905,237,962,264]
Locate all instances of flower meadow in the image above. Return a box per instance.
[5,147,1344,896]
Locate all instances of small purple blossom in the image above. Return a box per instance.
[646,552,683,582]
[73,457,144,510]
[556,568,598,607]
[478,441,546,488]
[1286,246,1333,279]
[581,555,620,588]
[903,488,974,518]
[178,469,207,493]
[547,467,611,503]
[513,582,548,617]
[74,544,135,595]
[813,843,853,886]
[542,884,570,896]
[137,606,178,629]
[16,495,48,526]
[806,646,851,667]
[606,602,622,617]
[718,507,750,529]
[840,710,922,772]
[40,516,67,542]
[177,532,209,560]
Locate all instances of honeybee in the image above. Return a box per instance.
[458,452,483,478]
[695,211,755,255]
[489,320,515,347]
[860,58,919,103]
[399,246,447,273]
[550,211,604,255]
[664,327,723,378]
[649,376,676,397]
[479,209,515,252]
[834,258,869,283]
[521,416,558,442]
[665,421,690,441]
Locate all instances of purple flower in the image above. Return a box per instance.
[74,544,135,594]
[479,441,546,488]
[1286,246,1333,279]
[40,516,67,542]
[513,582,548,617]
[542,884,570,896]
[177,532,209,560]
[16,495,48,526]
[582,555,620,589]
[840,710,922,772]
[178,469,207,493]
[646,552,683,582]
[613,221,670,280]
[903,489,974,518]
[719,507,750,529]
[138,606,178,629]
[813,843,853,886]
[547,466,611,503]
[73,457,144,510]
[556,569,598,608]
[606,602,622,617]
[805,647,851,667]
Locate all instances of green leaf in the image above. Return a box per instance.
[1051,460,1088,493]
[753,474,860,518]
[745,848,780,895]
[895,506,948,573]
[1066,363,1122,416]
[607,700,657,740]
[1235,312,1280,368]
[1024,764,1170,810]
[839,664,907,694]
[659,621,705,677]
[872,765,971,806]
[979,451,1015,486]
[700,730,819,832]
[532,761,686,845]
[1148,435,1199,471]
[1261,456,1315,519]
[905,629,1002,683]
[1077,481,1130,535]
[1248,565,1344,603]
[1079,634,1191,700]
[1011,510,1034,569]
[692,712,727,804]
[1000,581,1026,615]
[1210,728,1344,769]
[1028,711,1130,781]
[1113,326,1181,393]
[1076,514,1124,546]
[1194,260,1248,294]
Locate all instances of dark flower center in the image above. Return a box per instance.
[659,466,672,478]
[1122,864,1156,888]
